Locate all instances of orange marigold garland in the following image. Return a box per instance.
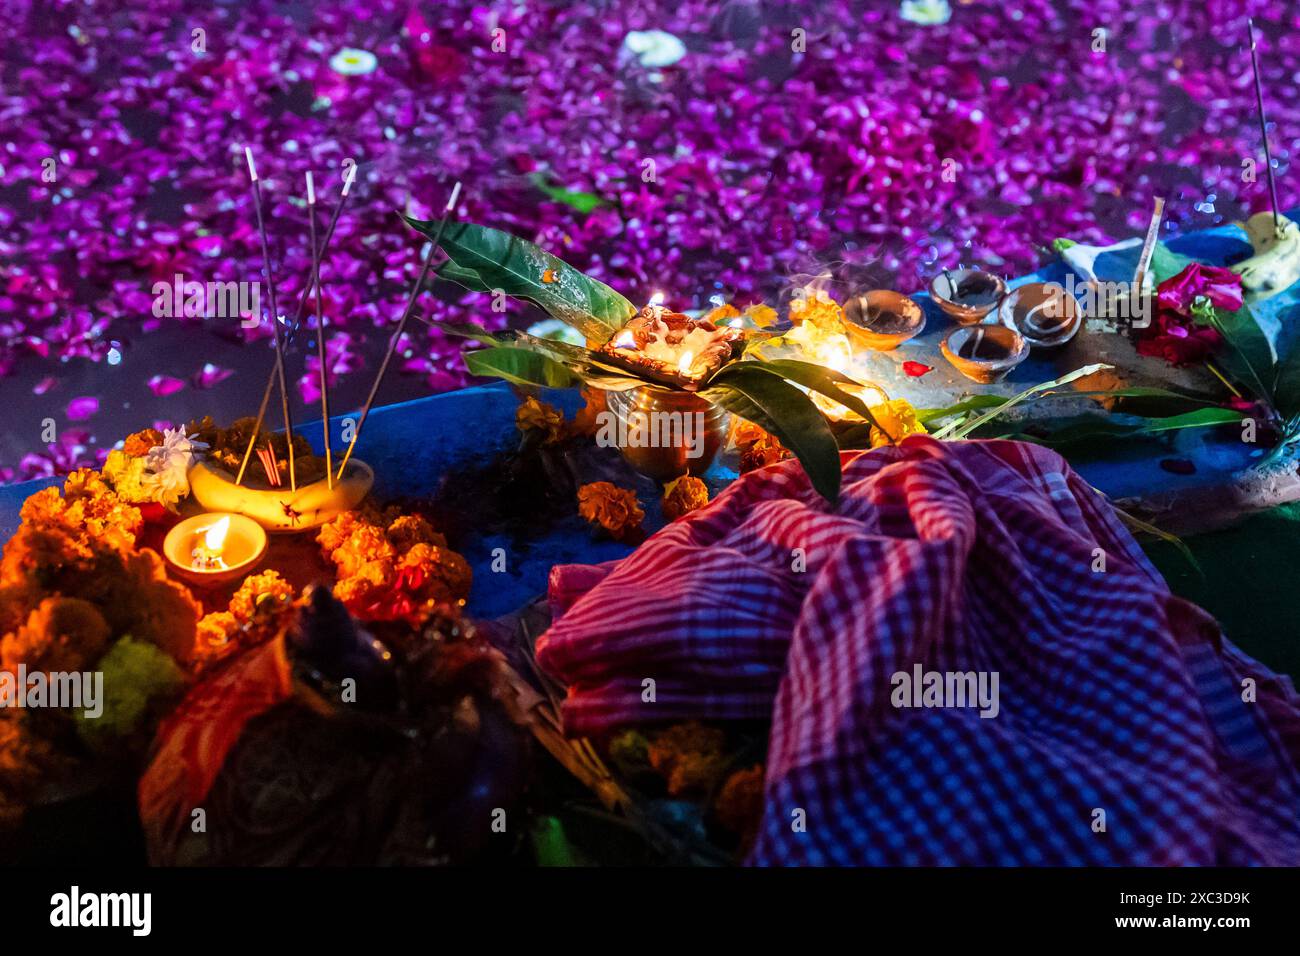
[662,475,709,521]
[316,509,470,624]
[577,481,644,542]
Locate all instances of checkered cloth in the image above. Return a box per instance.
[537,437,1300,865]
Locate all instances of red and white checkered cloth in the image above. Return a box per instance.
[537,437,1300,864]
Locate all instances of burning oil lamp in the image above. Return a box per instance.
[163,512,268,586]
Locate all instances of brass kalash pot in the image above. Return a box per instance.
[600,386,731,481]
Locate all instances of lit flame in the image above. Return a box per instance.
[678,351,694,375]
[649,291,666,307]
[201,516,230,553]
[613,331,635,349]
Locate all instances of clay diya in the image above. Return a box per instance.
[842,290,926,351]
[997,282,1082,349]
[940,324,1029,383]
[163,512,268,586]
[928,269,1008,325]
[596,304,745,391]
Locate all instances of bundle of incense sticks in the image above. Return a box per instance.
[234,149,357,488]
[256,441,282,487]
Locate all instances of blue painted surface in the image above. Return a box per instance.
[3,221,1295,616]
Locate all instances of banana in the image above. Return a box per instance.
[187,459,374,533]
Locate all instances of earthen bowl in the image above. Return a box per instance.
[997,281,1083,349]
[940,324,1029,384]
[928,269,1007,325]
[843,290,926,352]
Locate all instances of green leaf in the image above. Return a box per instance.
[916,395,1009,425]
[931,364,1113,440]
[1149,241,1195,284]
[429,319,506,347]
[436,259,493,294]
[530,815,581,867]
[528,172,608,214]
[1270,318,1300,419]
[463,345,582,389]
[1201,304,1275,404]
[1013,408,1244,447]
[405,218,637,343]
[720,358,893,440]
[700,365,842,501]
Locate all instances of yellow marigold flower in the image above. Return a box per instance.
[228,570,296,626]
[867,399,927,448]
[195,611,240,664]
[577,481,644,542]
[102,449,152,503]
[515,396,566,445]
[399,542,472,606]
[788,289,845,333]
[662,475,709,521]
[385,513,446,552]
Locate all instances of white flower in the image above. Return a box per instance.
[900,0,952,26]
[329,47,379,77]
[141,426,208,509]
[621,30,687,68]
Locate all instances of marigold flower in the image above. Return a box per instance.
[713,764,766,854]
[577,481,644,541]
[867,399,927,448]
[569,387,606,438]
[1,596,111,675]
[647,721,728,797]
[122,428,164,458]
[516,396,567,445]
[662,475,709,521]
[385,513,446,552]
[228,570,297,626]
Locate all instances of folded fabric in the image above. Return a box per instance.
[537,437,1300,865]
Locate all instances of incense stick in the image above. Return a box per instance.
[335,181,461,482]
[306,171,335,489]
[235,162,356,485]
[243,146,296,491]
[1247,17,1281,233]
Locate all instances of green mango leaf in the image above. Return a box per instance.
[463,345,582,389]
[1149,242,1195,284]
[436,259,493,294]
[918,385,1217,428]
[429,319,505,347]
[405,218,636,343]
[700,365,842,501]
[528,172,608,214]
[1200,303,1275,404]
[1269,311,1300,418]
[720,358,893,441]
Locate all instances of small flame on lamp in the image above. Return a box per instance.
[192,516,231,571]
[649,291,666,308]
[613,331,635,349]
[202,516,230,552]
[678,351,694,374]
